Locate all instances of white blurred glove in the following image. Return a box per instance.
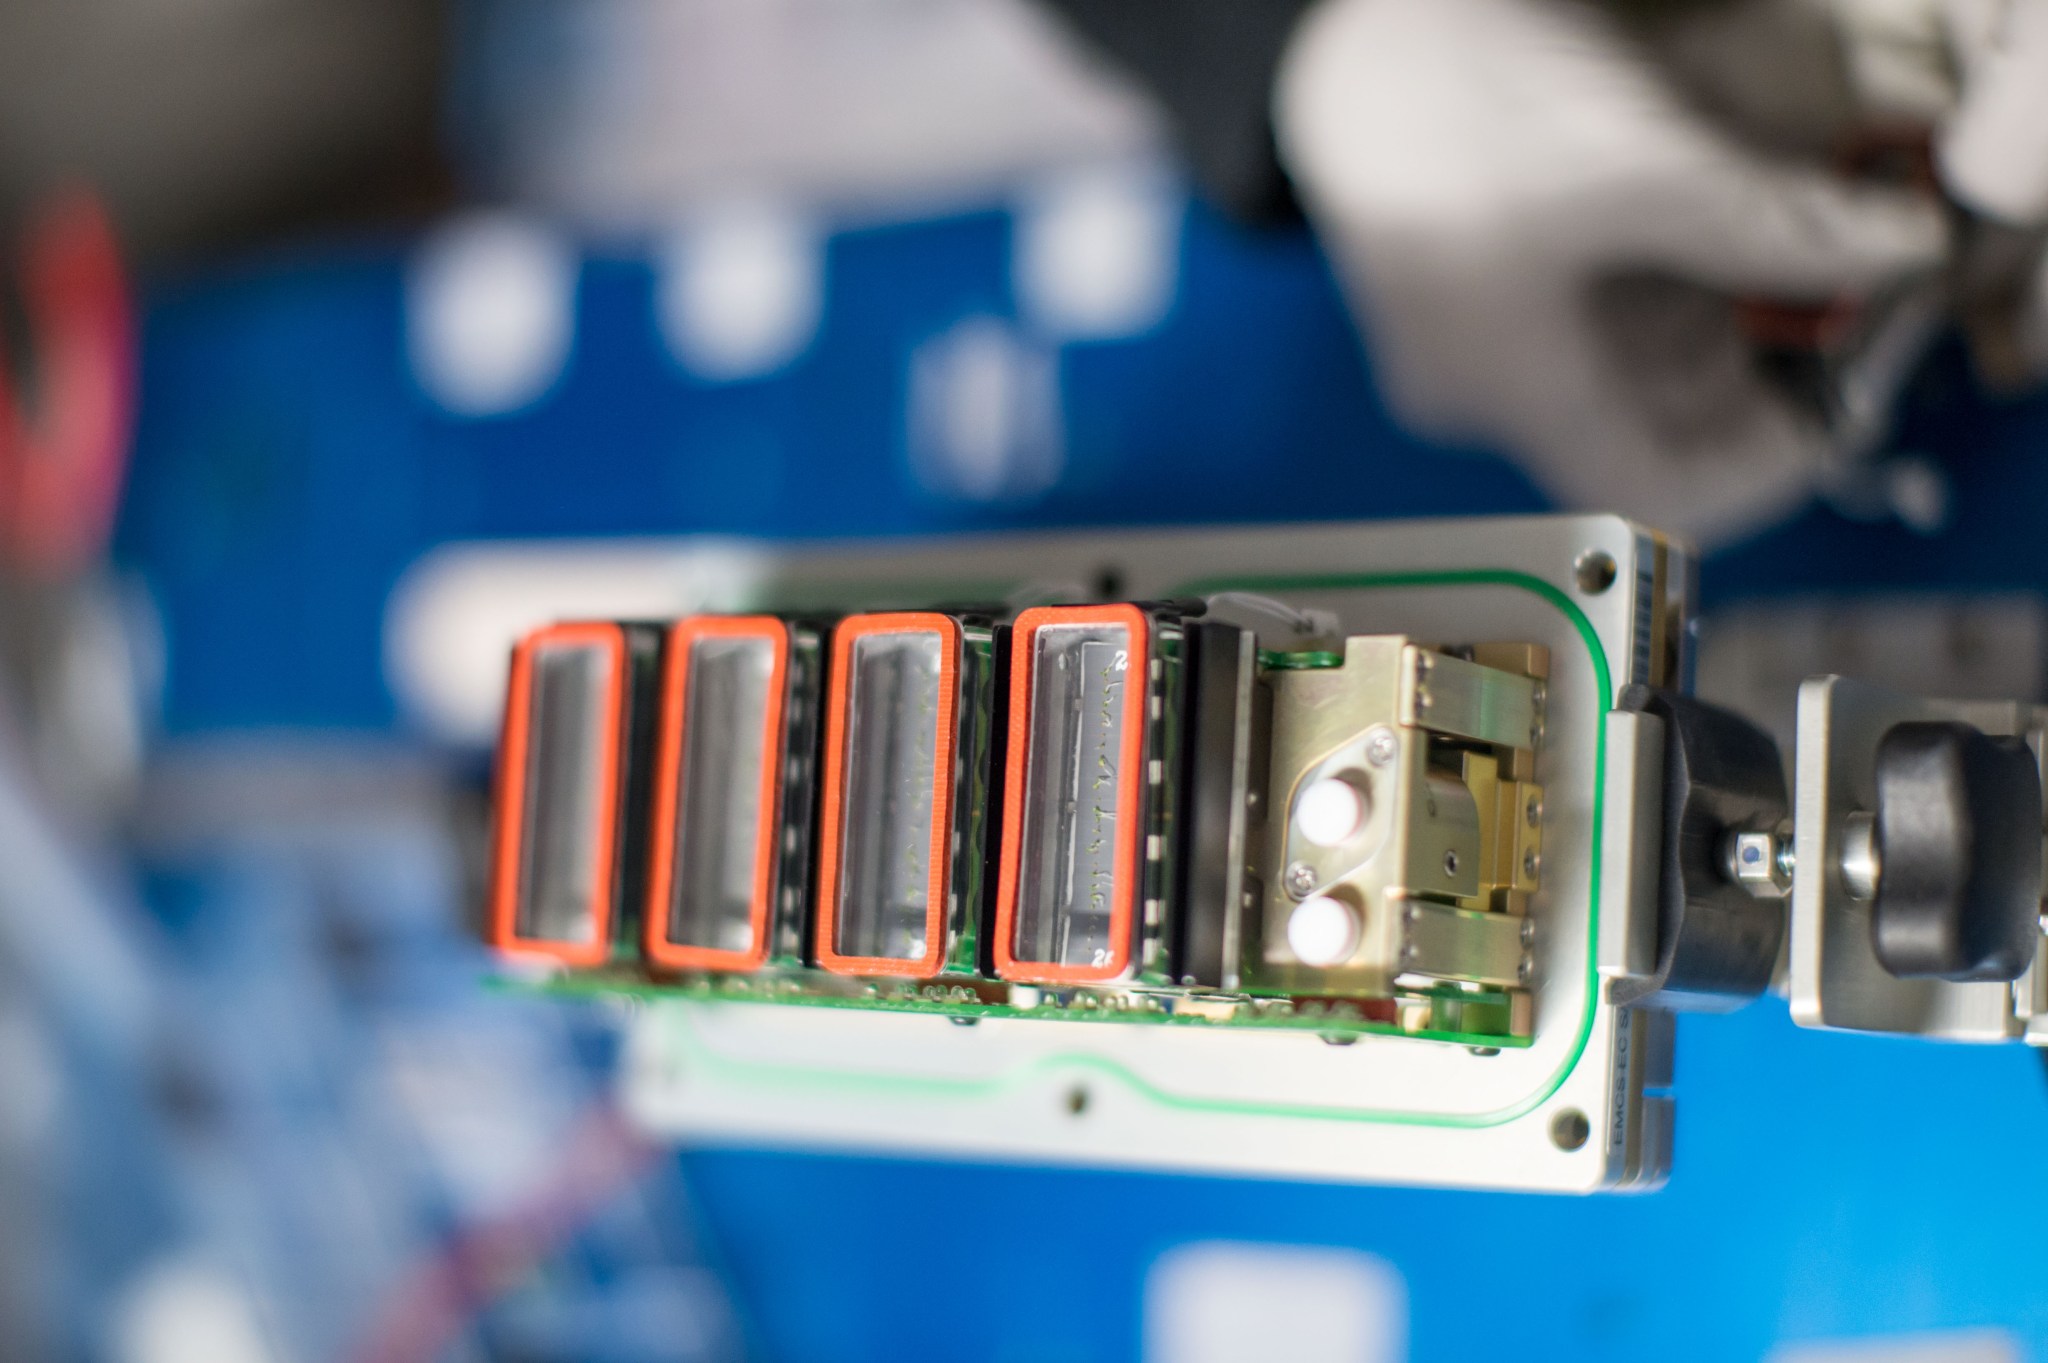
[1931,0,2048,224]
[1825,0,2048,384]
[1931,0,2048,385]
[1273,0,1953,544]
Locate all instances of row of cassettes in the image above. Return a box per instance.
[486,603,1206,986]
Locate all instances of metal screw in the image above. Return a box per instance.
[1839,811,1881,903]
[1517,956,1534,983]
[1365,726,1398,767]
[1724,827,1792,900]
[1520,917,1536,946]
[1523,849,1540,878]
[1284,861,1320,899]
[1443,850,1460,876]
[1468,1046,1501,1058]
[1573,550,1617,595]
[1525,793,1542,827]
[1550,1108,1591,1151]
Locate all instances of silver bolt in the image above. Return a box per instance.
[1525,793,1542,827]
[1443,850,1460,876]
[1520,917,1536,946]
[1724,828,1791,899]
[1573,550,1617,595]
[1365,727,1398,767]
[1839,811,1881,903]
[1284,861,1320,899]
[1523,849,1540,878]
[1551,1108,1591,1151]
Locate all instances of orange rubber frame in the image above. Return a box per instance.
[812,612,960,977]
[643,616,789,972]
[487,621,627,966]
[992,604,1149,984]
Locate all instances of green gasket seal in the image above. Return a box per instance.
[658,567,1613,1129]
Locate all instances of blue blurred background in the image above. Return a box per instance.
[5,0,2048,1359]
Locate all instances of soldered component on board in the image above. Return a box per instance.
[487,620,660,965]
[642,614,825,972]
[481,603,1545,1045]
[1252,638,1546,1037]
[992,603,1183,985]
[812,610,995,978]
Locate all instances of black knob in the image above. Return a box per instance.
[1613,686,1789,1011]
[1871,721,2042,982]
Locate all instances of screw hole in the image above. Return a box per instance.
[1065,1085,1090,1117]
[1443,850,1460,876]
[1573,550,1617,595]
[1094,566,1125,600]
[1550,1108,1591,1151]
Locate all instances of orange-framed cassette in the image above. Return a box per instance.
[992,603,1188,985]
[643,614,828,972]
[488,620,663,965]
[812,610,998,978]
